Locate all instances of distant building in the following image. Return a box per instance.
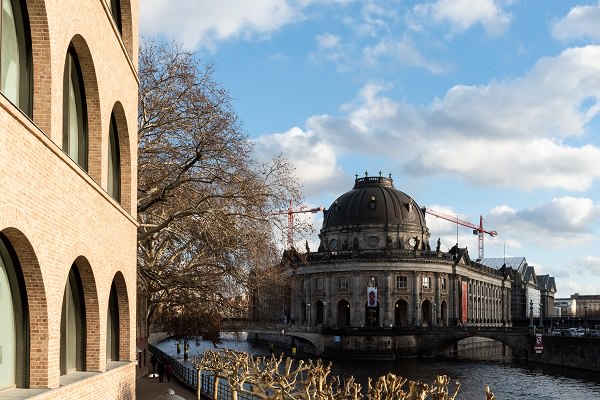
[1,0,138,397]
[479,257,557,320]
[285,175,512,334]
[570,293,600,318]
[554,298,575,317]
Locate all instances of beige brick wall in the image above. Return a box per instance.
[1,0,138,397]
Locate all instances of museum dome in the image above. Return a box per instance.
[318,175,430,251]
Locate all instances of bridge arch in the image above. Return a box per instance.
[417,329,530,358]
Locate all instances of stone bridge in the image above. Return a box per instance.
[223,320,535,359]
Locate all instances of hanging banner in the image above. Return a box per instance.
[461,281,468,324]
[367,287,378,307]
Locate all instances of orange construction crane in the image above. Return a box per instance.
[273,200,324,249]
[424,208,497,259]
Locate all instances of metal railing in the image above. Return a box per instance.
[149,343,259,400]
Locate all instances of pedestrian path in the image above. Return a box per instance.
[136,373,197,399]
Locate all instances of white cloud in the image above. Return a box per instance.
[552,1,600,42]
[413,0,512,37]
[301,46,600,191]
[489,197,600,247]
[140,0,299,51]
[316,33,341,49]
[252,127,346,198]
[363,35,447,74]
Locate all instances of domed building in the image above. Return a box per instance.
[284,174,512,356]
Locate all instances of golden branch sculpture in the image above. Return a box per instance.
[193,350,496,400]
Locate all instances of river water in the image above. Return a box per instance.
[155,333,600,399]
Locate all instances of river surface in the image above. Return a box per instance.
[156,333,600,399]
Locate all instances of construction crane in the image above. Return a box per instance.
[272,200,324,249]
[424,208,498,259]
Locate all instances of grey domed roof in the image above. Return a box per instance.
[322,176,427,230]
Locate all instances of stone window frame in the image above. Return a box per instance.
[395,275,407,289]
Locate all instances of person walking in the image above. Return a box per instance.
[150,354,157,374]
[157,361,165,383]
[165,363,173,383]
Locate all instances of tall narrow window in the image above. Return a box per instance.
[107,114,121,201]
[107,0,121,33]
[63,46,88,171]
[0,235,29,389]
[60,266,86,375]
[1,0,31,116]
[106,282,119,361]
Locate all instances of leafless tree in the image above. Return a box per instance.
[137,39,302,339]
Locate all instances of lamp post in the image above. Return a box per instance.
[529,300,534,334]
[538,303,544,330]
[307,303,311,328]
[584,305,588,329]
[323,301,327,325]
[433,303,438,326]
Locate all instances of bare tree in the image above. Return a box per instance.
[137,39,302,339]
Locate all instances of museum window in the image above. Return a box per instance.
[106,281,119,361]
[315,277,323,291]
[369,276,378,288]
[62,45,88,171]
[338,276,348,290]
[107,113,121,201]
[396,275,407,289]
[1,0,31,116]
[369,196,377,210]
[0,234,29,390]
[422,276,430,290]
[60,266,86,375]
[107,0,122,33]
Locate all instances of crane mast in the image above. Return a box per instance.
[273,200,324,249]
[424,208,497,259]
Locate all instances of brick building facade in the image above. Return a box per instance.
[1,0,138,398]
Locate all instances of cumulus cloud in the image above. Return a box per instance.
[252,127,347,198]
[140,0,300,51]
[552,1,600,42]
[301,46,600,191]
[489,197,600,247]
[413,0,512,38]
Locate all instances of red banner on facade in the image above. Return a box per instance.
[461,281,468,324]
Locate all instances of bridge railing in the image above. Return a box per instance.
[149,343,260,400]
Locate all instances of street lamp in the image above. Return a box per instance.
[538,303,544,330]
[433,303,438,326]
[307,303,311,327]
[323,301,327,325]
[529,300,535,334]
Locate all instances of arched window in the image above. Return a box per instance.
[1,0,31,116]
[0,234,29,389]
[62,46,88,171]
[394,300,408,327]
[107,113,121,201]
[106,281,119,361]
[60,266,86,375]
[107,0,121,33]
[337,299,350,327]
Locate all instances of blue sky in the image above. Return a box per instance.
[140,0,600,298]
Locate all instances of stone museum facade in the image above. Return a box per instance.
[282,175,512,356]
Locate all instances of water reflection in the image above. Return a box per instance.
[156,334,600,399]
